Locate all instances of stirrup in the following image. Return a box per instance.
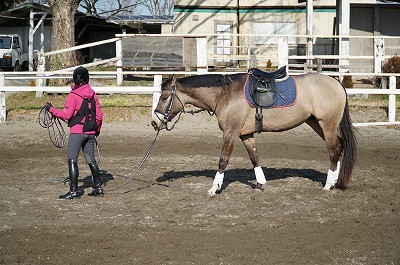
[88,187,104,197]
[59,189,84,200]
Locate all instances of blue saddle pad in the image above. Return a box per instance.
[243,74,297,109]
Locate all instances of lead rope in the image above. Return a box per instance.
[38,107,67,148]
[103,128,161,193]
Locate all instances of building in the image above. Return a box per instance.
[173,0,400,72]
[0,3,172,66]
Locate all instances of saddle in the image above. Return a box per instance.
[246,66,288,133]
[248,66,288,108]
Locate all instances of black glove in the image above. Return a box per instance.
[44,102,52,111]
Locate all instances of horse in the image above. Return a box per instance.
[151,69,357,196]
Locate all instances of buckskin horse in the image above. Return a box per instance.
[151,67,357,196]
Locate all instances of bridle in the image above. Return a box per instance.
[154,77,228,131]
[153,84,185,131]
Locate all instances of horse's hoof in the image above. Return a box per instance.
[207,191,217,197]
[207,188,217,197]
[254,183,264,192]
[323,183,334,190]
[208,183,222,196]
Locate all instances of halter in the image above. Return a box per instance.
[153,84,185,131]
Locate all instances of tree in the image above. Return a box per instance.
[0,0,26,11]
[46,0,142,73]
[140,0,173,16]
[80,0,141,19]
[47,0,81,74]
[8,0,160,75]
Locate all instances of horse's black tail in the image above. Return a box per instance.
[337,98,357,189]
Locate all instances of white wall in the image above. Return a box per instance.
[0,26,51,53]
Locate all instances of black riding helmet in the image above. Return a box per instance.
[73,66,89,85]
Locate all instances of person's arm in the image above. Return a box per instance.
[49,93,76,122]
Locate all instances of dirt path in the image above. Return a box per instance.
[0,110,399,264]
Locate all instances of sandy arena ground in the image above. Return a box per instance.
[0,107,399,264]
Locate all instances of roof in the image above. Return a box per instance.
[0,3,50,27]
[0,3,172,32]
[109,15,174,25]
[376,0,400,4]
[0,3,125,29]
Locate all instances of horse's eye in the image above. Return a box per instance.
[161,91,170,101]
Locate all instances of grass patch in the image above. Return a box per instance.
[5,91,399,123]
[7,92,152,109]
[6,92,153,122]
[348,95,400,108]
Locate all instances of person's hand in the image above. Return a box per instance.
[44,102,52,111]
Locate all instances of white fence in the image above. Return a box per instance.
[0,72,399,126]
[0,33,399,126]
[31,33,400,85]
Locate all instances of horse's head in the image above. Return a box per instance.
[151,75,185,131]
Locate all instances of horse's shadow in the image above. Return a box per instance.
[156,167,326,191]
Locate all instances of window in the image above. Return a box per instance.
[254,22,297,44]
[0,37,12,49]
[215,22,232,62]
[12,37,20,49]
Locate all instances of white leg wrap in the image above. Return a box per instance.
[208,172,224,196]
[254,166,267,185]
[323,161,340,190]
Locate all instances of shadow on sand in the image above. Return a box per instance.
[156,167,326,191]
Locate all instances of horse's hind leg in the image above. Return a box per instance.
[306,117,342,190]
[240,134,266,191]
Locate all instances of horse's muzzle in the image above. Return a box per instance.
[151,120,160,130]
[151,115,165,130]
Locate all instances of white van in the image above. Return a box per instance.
[0,34,32,71]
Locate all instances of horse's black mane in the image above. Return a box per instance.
[177,73,245,89]
[178,74,224,89]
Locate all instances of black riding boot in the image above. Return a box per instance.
[59,159,84,199]
[88,163,103,197]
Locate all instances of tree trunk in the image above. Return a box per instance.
[48,0,80,73]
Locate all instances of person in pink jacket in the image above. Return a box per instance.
[45,66,104,199]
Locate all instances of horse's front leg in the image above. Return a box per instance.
[240,134,267,191]
[208,133,236,196]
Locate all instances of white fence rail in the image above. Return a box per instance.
[31,33,400,85]
[0,73,398,126]
[0,33,399,126]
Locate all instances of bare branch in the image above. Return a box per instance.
[79,0,141,19]
[140,0,173,16]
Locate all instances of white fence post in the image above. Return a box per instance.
[374,38,384,76]
[196,37,208,73]
[152,75,162,117]
[36,53,46,97]
[116,37,123,85]
[388,76,396,123]
[306,0,313,72]
[0,74,5,124]
[278,37,288,68]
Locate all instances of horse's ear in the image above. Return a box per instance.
[171,74,176,86]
